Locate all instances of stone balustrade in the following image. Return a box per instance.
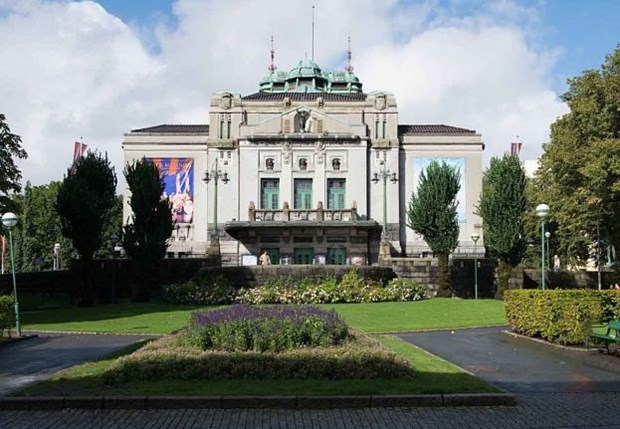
[248,201,357,222]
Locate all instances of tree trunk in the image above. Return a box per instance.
[75,259,95,307]
[496,259,513,299]
[436,253,452,297]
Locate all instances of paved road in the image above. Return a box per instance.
[0,333,149,396]
[2,328,620,428]
[1,393,619,428]
[399,326,620,393]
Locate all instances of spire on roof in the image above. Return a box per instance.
[345,32,354,73]
[268,34,277,73]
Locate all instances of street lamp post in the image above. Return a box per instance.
[110,234,119,304]
[471,232,480,300]
[53,243,61,271]
[536,204,550,290]
[2,212,20,337]
[545,231,551,269]
[371,151,398,260]
[202,157,229,255]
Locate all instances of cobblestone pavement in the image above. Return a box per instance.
[1,393,620,429]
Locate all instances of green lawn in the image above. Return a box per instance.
[22,303,203,334]
[21,299,507,334]
[16,335,497,397]
[326,299,507,332]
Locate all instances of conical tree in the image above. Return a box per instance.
[477,154,527,298]
[56,151,117,305]
[407,161,460,296]
[122,159,173,301]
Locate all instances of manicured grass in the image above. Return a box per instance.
[16,335,497,397]
[22,303,203,334]
[326,299,507,332]
[21,299,507,334]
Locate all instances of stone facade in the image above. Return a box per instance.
[123,59,484,265]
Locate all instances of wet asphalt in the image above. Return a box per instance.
[399,326,620,393]
[0,333,149,395]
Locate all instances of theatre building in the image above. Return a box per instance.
[123,57,484,265]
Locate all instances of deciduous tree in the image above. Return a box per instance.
[0,114,28,214]
[477,154,527,297]
[407,161,460,296]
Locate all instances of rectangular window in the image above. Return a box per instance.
[261,179,279,209]
[294,179,313,209]
[327,179,346,209]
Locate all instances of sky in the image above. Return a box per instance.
[0,0,619,191]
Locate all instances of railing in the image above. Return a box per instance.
[170,224,194,242]
[248,201,357,222]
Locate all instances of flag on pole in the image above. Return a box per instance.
[71,141,89,173]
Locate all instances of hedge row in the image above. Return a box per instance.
[504,290,620,345]
[102,332,414,384]
[0,294,15,337]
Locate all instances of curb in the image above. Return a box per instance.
[0,334,39,347]
[0,393,516,410]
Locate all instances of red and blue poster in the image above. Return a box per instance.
[148,158,194,223]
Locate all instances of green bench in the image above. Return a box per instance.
[590,320,620,353]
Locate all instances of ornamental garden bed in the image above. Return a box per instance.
[16,304,498,397]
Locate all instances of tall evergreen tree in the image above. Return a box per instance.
[407,161,461,296]
[122,159,173,301]
[477,154,528,297]
[56,152,117,305]
[0,114,28,214]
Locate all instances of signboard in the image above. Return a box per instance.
[148,158,194,223]
[413,158,466,223]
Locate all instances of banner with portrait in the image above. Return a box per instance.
[148,158,194,223]
[413,157,466,223]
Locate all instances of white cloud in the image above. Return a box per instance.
[0,0,567,191]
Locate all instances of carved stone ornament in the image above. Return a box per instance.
[314,141,325,164]
[282,142,292,164]
[220,93,232,110]
[375,94,386,111]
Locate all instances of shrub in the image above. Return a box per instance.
[186,305,349,352]
[237,270,430,305]
[0,294,16,337]
[161,274,235,305]
[504,290,620,345]
[102,331,414,384]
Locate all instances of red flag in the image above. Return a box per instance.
[72,142,81,165]
[81,143,88,156]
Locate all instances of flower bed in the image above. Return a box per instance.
[162,270,430,305]
[102,331,414,384]
[187,305,349,352]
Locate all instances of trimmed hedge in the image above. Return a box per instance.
[161,274,235,305]
[102,332,415,384]
[0,294,15,337]
[504,290,620,345]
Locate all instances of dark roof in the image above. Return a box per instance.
[398,124,476,135]
[131,124,210,134]
[242,92,367,102]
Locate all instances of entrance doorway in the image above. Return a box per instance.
[294,248,314,264]
[262,248,280,265]
[327,248,347,265]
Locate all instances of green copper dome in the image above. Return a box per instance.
[258,59,363,94]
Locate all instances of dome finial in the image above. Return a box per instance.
[268,33,277,73]
[345,32,354,73]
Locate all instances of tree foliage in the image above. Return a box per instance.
[122,159,173,301]
[477,154,527,297]
[407,161,460,296]
[56,152,117,262]
[531,46,620,264]
[14,182,74,272]
[0,114,28,214]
